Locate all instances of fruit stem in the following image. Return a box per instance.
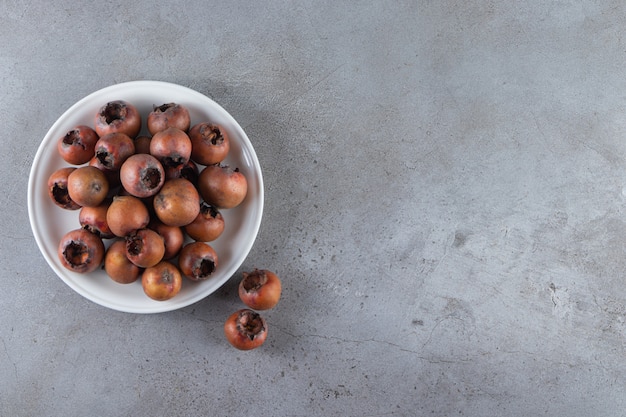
[64,241,90,266]
[237,310,265,340]
[242,270,267,292]
[103,102,126,123]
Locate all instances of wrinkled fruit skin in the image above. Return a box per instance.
[48,167,81,210]
[189,122,230,165]
[57,125,99,165]
[104,239,140,284]
[120,153,165,198]
[147,103,191,135]
[178,242,218,281]
[94,100,141,138]
[224,309,268,350]
[142,261,183,301]
[197,164,248,209]
[57,228,105,273]
[238,269,282,310]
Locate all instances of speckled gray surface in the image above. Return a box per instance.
[3,1,626,416]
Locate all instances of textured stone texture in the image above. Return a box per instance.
[2,1,626,416]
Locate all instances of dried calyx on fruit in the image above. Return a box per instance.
[238,269,282,310]
[79,201,114,239]
[57,228,105,273]
[184,202,224,242]
[224,309,268,350]
[149,127,192,168]
[57,125,99,165]
[94,100,141,138]
[120,154,165,198]
[178,242,218,281]
[189,122,230,165]
[147,103,191,135]
[94,132,136,171]
[48,167,81,210]
[125,228,165,268]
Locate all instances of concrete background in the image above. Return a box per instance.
[2,1,626,416]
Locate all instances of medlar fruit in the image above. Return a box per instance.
[224,309,268,350]
[120,153,165,198]
[104,239,140,284]
[147,103,191,135]
[79,200,114,239]
[184,202,225,242]
[67,166,109,207]
[149,127,192,169]
[94,132,136,171]
[94,100,141,138]
[178,242,218,282]
[106,195,150,237]
[238,269,282,310]
[188,122,230,165]
[153,178,200,227]
[197,164,248,209]
[142,261,183,301]
[57,125,99,165]
[57,228,105,273]
[48,167,81,210]
[125,228,165,268]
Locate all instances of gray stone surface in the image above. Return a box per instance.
[2,1,626,416]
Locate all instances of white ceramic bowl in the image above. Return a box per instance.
[27,81,263,313]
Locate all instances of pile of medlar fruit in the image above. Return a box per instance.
[48,99,280,350]
[49,100,248,299]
